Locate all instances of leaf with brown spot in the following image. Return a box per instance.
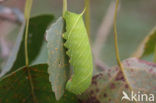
[80,58,156,103]
[123,58,156,94]
[46,17,70,100]
[0,64,78,103]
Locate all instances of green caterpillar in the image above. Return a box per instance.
[63,11,93,94]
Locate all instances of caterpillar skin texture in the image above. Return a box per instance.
[63,11,93,94]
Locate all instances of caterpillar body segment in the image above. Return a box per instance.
[63,11,93,94]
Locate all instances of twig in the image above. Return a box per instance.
[0,20,15,59]
[0,36,10,58]
[114,0,122,70]
[93,2,117,58]
[24,0,33,67]
[63,0,67,16]
[0,0,6,3]
[85,0,90,37]
[113,0,134,97]
[0,14,21,24]
[95,59,110,71]
[0,6,24,24]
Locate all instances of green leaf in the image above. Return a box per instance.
[80,58,156,103]
[0,23,25,77]
[0,64,78,103]
[32,42,48,65]
[133,26,156,58]
[1,15,54,77]
[46,17,70,100]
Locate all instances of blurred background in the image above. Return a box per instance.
[0,0,156,70]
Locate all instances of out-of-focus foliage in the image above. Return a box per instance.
[0,0,156,103]
[133,27,156,59]
[31,0,156,66]
[80,58,156,103]
[1,0,156,66]
[0,15,54,77]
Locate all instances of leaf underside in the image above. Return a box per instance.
[80,58,156,103]
[46,17,70,100]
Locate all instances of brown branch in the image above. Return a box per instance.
[0,36,10,58]
[0,6,24,24]
[93,2,118,58]
[0,0,6,3]
[95,59,110,71]
[0,14,21,24]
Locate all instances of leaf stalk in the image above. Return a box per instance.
[113,0,134,92]
[24,0,33,67]
[85,0,91,37]
[63,0,67,16]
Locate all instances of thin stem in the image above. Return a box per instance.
[154,44,156,62]
[63,0,67,16]
[113,0,135,93]
[25,18,29,67]
[85,0,90,37]
[114,0,123,70]
[24,0,33,67]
